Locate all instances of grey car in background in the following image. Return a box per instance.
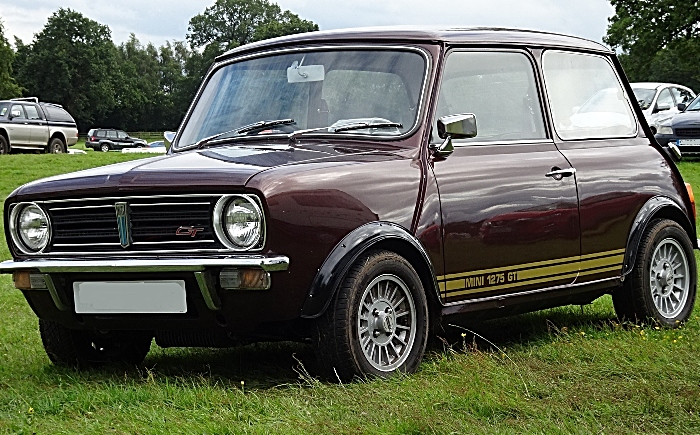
[0,97,79,154]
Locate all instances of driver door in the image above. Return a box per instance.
[431,49,581,303]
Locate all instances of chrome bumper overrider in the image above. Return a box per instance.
[0,255,290,273]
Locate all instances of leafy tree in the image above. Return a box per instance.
[605,0,700,90]
[0,20,21,99]
[14,8,119,129]
[184,0,318,121]
[187,0,318,51]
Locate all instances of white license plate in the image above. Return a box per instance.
[73,280,187,314]
[679,139,700,146]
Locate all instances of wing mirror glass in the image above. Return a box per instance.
[677,103,687,112]
[437,113,477,140]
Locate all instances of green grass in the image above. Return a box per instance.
[1,155,700,433]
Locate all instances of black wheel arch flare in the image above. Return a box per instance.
[623,195,697,277]
[300,221,441,319]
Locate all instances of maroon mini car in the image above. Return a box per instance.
[1,27,697,380]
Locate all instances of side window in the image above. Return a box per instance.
[117,131,128,139]
[10,105,25,119]
[107,130,117,139]
[434,51,546,142]
[542,50,636,140]
[672,88,695,105]
[656,88,674,110]
[24,105,41,120]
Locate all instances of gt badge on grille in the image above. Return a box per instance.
[114,202,131,248]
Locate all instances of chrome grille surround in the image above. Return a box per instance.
[14,194,265,256]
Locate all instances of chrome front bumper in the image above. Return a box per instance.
[0,256,290,312]
[0,255,290,273]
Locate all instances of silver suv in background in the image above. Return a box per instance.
[631,82,696,133]
[0,97,79,154]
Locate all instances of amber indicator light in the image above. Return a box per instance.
[12,271,32,290]
[686,182,696,220]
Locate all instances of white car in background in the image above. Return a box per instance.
[121,140,167,154]
[631,82,695,133]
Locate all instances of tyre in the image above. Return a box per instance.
[314,250,429,381]
[0,135,8,155]
[100,143,110,152]
[613,219,697,327]
[49,137,66,154]
[39,319,153,368]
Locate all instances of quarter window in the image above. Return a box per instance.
[542,51,636,140]
[434,51,546,142]
[656,88,674,110]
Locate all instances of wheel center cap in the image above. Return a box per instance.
[657,263,674,290]
[381,314,395,334]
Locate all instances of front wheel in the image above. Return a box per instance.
[314,250,429,381]
[39,319,153,368]
[613,219,697,327]
[49,137,66,154]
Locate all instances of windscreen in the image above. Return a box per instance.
[177,49,427,148]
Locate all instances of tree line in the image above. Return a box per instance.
[1,0,698,132]
[0,0,317,132]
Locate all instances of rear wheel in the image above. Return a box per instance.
[39,319,153,368]
[0,135,8,154]
[49,137,66,154]
[613,219,696,327]
[314,250,429,381]
[100,143,110,152]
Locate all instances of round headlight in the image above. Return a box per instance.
[215,195,263,250]
[11,203,50,253]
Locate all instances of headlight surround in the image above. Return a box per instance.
[9,203,51,254]
[213,195,264,250]
[657,125,674,135]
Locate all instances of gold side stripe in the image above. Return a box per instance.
[444,265,621,299]
[516,254,624,281]
[437,248,625,281]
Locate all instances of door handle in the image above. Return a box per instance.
[545,167,576,180]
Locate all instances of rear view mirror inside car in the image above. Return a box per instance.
[287,60,324,83]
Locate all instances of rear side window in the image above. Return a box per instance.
[107,130,117,139]
[42,105,75,123]
[434,51,546,142]
[542,51,636,140]
[24,105,42,120]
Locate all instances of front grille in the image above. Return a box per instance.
[45,195,225,254]
[676,128,700,138]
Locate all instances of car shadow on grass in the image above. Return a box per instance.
[38,299,621,389]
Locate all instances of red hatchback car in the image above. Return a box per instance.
[1,27,697,380]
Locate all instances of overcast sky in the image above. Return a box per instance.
[0,0,615,48]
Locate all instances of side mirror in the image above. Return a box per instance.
[431,113,478,158]
[677,103,687,112]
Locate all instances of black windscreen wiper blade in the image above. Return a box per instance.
[332,121,403,133]
[194,119,295,149]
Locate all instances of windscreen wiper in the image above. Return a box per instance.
[194,119,295,149]
[332,121,403,133]
[287,121,404,145]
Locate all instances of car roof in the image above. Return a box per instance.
[217,26,611,61]
[631,82,694,91]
